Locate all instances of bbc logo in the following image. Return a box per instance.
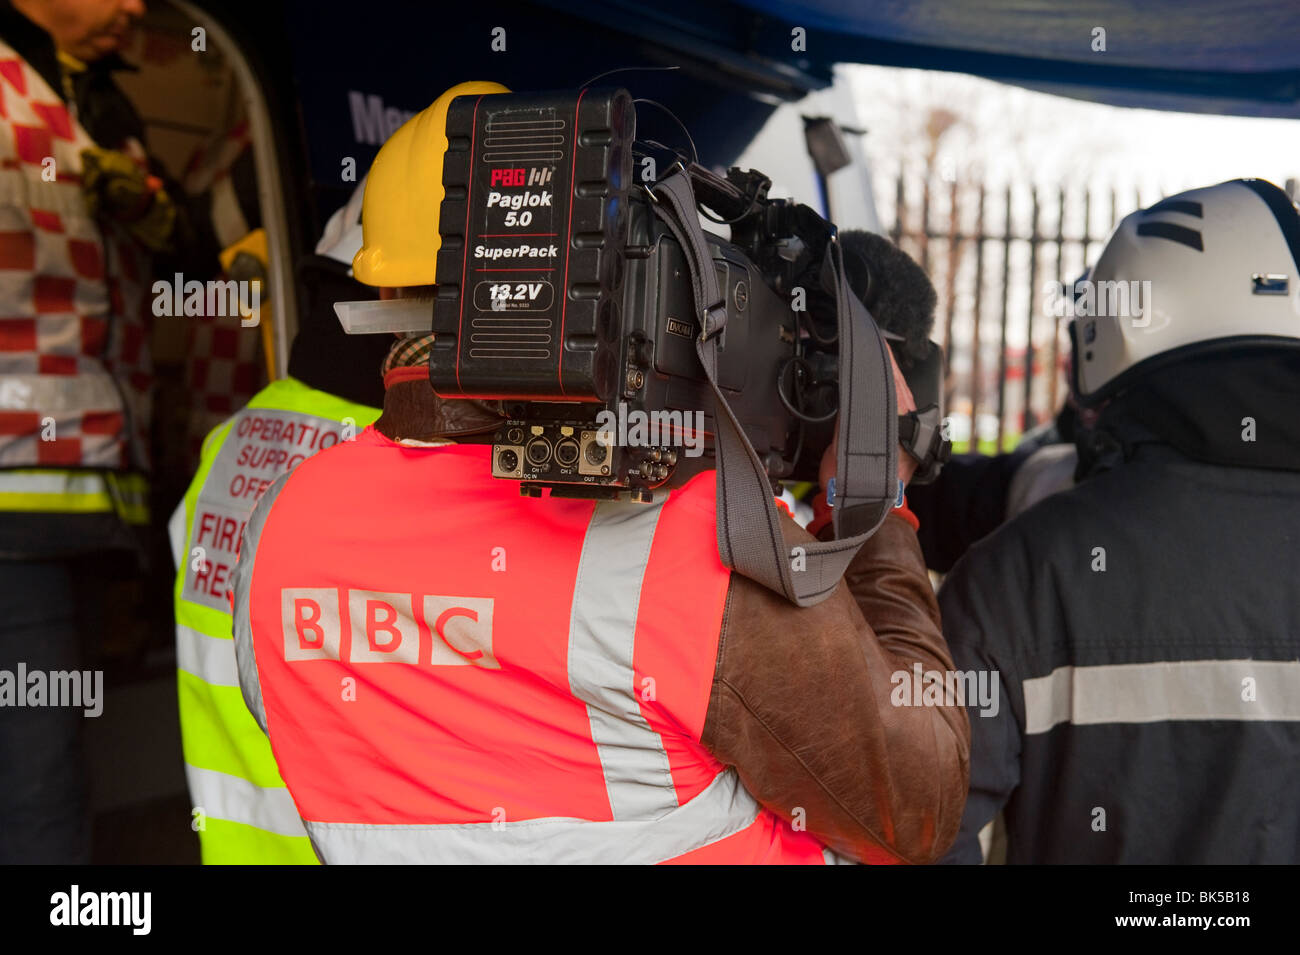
[280,588,499,669]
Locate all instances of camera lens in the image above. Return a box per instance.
[498,449,519,473]
[525,438,552,468]
[555,439,580,468]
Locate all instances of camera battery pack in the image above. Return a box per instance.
[432,88,635,401]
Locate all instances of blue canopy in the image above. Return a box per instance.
[540,0,1300,118]
[252,0,1300,229]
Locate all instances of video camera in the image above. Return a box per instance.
[425,88,948,500]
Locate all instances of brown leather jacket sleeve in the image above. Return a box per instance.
[700,512,970,864]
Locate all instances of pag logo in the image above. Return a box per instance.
[281,588,499,669]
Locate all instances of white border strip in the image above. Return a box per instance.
[1023,659,1300,734]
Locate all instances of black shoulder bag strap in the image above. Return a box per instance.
[649,167,897,607]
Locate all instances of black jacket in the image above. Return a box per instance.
[909,407,1076,572]
[940,351,1300,863]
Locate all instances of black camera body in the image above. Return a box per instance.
[431,88,842,499]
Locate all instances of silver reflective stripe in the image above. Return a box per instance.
[306,766,761,864]
[167,498,187,571]
[0,471,110,494]
[176,624,238,686]
[0,372,123,417]
[1023,659,1300,735]
[186,764,308,838]
[568,499,678,820]
[231,470,295,735]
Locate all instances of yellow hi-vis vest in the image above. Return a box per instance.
[169,377,378,863]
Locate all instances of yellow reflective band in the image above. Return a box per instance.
[0,469,149,523]
[245,377,382,426]
[198,817,318,866]
[178,671,287,789]
[175,600,236,647]
[0,490,115,512]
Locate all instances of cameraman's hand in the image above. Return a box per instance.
[819,347,918,491]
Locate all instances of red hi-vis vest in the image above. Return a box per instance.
[233,426,832,864]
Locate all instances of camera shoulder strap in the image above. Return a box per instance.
[650,168,897,607]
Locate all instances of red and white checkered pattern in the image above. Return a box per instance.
[0,39,152,471]
[181,125,264,464]
[185,314,262,462]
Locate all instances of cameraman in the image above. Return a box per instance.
[229,84,969,864]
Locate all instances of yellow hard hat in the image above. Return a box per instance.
[352,81,509,287]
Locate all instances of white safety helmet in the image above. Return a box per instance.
[314,176,368,272]
[1071,178,1300,403]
